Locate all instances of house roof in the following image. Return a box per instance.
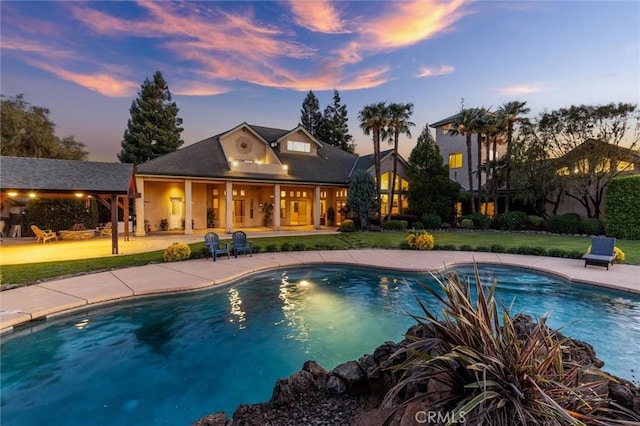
[429,113,460,128]
[0,156,135,195]
[137,123,363,185]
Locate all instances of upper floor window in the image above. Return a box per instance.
[449,153,463,169]
[287,140,311,153]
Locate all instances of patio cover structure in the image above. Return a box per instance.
[0,156,136,255]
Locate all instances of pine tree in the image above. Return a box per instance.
[118,71,184,164]
[299,90,322,138]
[407,125,461,223]
[318,90,355,153]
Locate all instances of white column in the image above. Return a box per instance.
[225,181,233,233]
[184,179,193,235]
[314,185,321,229]
[135,177,146,237]
[274,184,281,231]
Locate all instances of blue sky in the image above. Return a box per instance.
[1,1,638,161]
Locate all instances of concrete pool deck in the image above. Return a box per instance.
[1,247,639,334]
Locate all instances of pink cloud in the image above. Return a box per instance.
[174,81,229,97]
[0,36,74,58]
[288,0,349,34]
[417,65,455,78]
[496,83,551,96]
[27,59,138,97]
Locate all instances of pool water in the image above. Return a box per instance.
[1,265,639,425]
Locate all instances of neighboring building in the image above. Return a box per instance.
[135,123,410,236]
[430,113,507,216]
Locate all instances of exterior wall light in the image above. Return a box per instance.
[7,191,18,197]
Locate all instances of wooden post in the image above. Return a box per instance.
[111,194,119,254]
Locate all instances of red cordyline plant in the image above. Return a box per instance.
[382,266,639,425]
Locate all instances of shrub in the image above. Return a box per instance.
[280,242,292,252]
[162,243,191,262]
[412,221,424,230]
[382,220,408,231]
[527,215,544,229]
[292,243,306,251]
[383,267,636,425]
[459,244,473,251]
[441,222,451,229]
[605,175,640,239]
[496,211,529,231]
[461,212,491,229]
[474,245,489,252]
[406,231,435,250]
[490,244,506,253]
[390,213,420,227]
[547,213,582,234]
[460,218,474,229]
[420,213,442,229]
[581,218,604,235]
[265,244,279,252]
[339,219,356,232]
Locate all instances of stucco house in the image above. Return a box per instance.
[135,122,410,236]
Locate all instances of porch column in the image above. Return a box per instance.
[135,177,145,237]
[314,185,321,230]
[184,179,193,235]
[225,181,233,233]
[274,183,281,231]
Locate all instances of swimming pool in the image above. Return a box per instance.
[1,264,639,425]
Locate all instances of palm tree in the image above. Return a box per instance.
[450,108,482,213]
[358,102,389,219]
[471,108,491,214]
[497,101,530,212]
[386,102,415,220]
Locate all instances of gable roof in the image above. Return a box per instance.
[0,156,135,195]
[430,113,460,128]
[137,123,361,185]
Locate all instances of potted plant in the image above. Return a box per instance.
[160,219,169,231]
[207,208,215,228]
[261,202,273,226]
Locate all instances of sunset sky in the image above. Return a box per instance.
[1,1,638,162]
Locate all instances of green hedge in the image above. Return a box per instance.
[605,175,640,239]
[461,213,492,230]
[24,198,98,232]
[547,213,582,234]
[496,211,529,231]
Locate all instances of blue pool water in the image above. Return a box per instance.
[1,265,639,425]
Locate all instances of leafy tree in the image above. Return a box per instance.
[408,125,461,223]
[118,71,184,164]
[1,94,88,160]
[497,100,530,211]
[386,102,415,219]
[535,102,640,218]
[317,90,355,153]
[347,169,378,228]
[299,90,322,138]
[358,102,389,217]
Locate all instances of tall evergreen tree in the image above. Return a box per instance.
[407,125,461,223]
[299,90,322,138]
[347,169,378,229]
[118,71,184,164]
[318,90,355,153]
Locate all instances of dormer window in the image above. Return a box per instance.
[287,140,311,153]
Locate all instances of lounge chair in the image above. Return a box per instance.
[31,225,57,244]
[205,232,230,261]
[98,222,113,237]
[582,236,616,270]
[231,231,252,258]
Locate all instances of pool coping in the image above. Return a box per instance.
[1,249,639,334]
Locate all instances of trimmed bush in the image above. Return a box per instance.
[459,244,473,251]
[547,213,582,234]
[339,219,356,232]
[412,221,424,230]
[280,242,292,252]
[406,231,435,250]
[605,175,640,239]
[496,211,529,231]
[460,218,474,229]
[265,244,279,252]
[163,243,191,262]
[527,215,544,229]
[461,213,492,229]
[581,218,604,236]
[421,213,442,229]
[490,244,506,253]
[292,243,306,251]
[382,220,408,231]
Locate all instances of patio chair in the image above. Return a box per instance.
[31,225,57,244]
[205,232,230,261]
[231,231,252,258]
[582,236,616,270]
[98,222,113,237]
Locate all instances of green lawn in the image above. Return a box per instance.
[1,231,638,287]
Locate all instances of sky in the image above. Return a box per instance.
[1,0,638,162]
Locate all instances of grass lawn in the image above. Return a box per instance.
[1,231,638,287]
